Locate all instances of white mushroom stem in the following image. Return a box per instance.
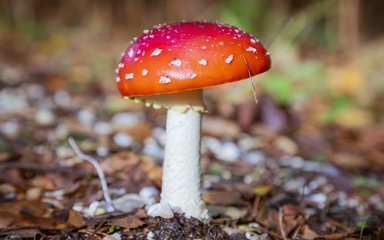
[160,108,209,221]
[141,89,209,220]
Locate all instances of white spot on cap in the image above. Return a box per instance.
[246,46,257,53]
[266,51,271,56]
[189,49,193,52]
[219,41,224,46]
[250,38,259,44]
[159,76,171,84]
[143,29,149,34]
[225,54,234,64]
[201,46,207,49]
[128,49,134,58]
[149,35,154,38]
[115,68,119,74]
[169,59,182,67]
[142,69,148,76]
[191,73,197,79]
[166,36,170,39]
[199,59,208,66]
[116,77,120,82]
[134,58,138,62]
[150,48,162,57]
[125,73,134,79]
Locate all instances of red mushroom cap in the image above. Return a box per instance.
[116,21,271,97]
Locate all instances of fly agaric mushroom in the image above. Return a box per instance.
[115,22,270,221]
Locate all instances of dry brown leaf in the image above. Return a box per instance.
[331,152,370,170]
[203,191,246,205]
[108,215,145,229]
[67,209,86,228]
[300,225,319,240]
[101,152,140,175]
[202,117,241,138]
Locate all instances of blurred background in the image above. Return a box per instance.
[1,0,383,170]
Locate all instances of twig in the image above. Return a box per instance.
[241,54,258,104]
[68,137,116,212]
[278,207,287,240]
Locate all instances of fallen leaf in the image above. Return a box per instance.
[202,117,241,138]
[108,215,145,229]
[332,152,369,170]
[203,191,246,205]
[253,185,272,196]
[101,152,140,175]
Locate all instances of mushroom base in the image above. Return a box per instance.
[158,108,209,221]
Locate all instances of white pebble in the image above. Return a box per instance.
[0,121,19,137]
[308,193,327,209]
[139,186,159,200]
[112,112,141,128]
[147,202,174,218]
[104,232,121,240]
[77,109,95,125]
[94,121,112,135]
[96,145,109,157]
[113,132,133,147]
[147,231,155,240]
[35,109,55,126]
[54,90,71,107]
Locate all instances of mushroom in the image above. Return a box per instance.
[115,22,271,221]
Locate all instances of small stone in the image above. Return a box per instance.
[112,112,141,129]
[139,186,159,200]
[147,202,174,218]
[205,138,240,162]
[26,187,42,200]
[54,90,71,107]
[307,193,327,208]
[94,121,112,135]
[104,233,121,240]
[147,231,155,240]
[35,109,55,126]
[143,138,164,160]
[77,109,95,125]
[0,184,15,194]
[273,136,298,156]
[243,151,265,165]
[87,201,100,217]
[113,132,134,147]
[96,145,109,157]
[0,121,19,137]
